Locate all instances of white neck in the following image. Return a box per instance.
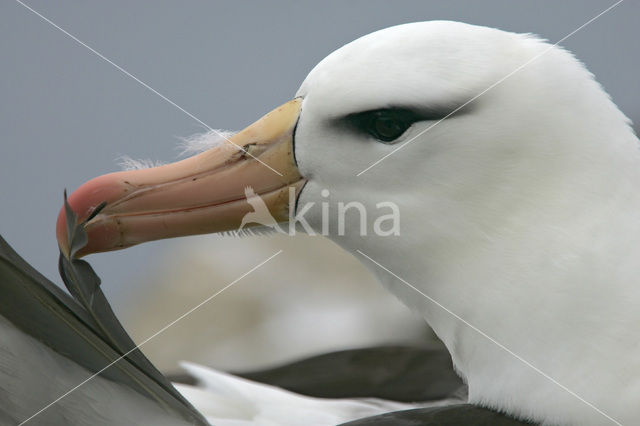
[325,118,640,425]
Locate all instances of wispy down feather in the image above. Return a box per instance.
[219,225,283,238]
[117,129,236,171]
[177,129,236,157]
[118,156,166,171]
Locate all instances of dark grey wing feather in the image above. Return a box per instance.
[339,404,534,425]
[0,234,208,425]
[235,344,464,402]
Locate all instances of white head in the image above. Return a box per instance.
[295,20,636,251]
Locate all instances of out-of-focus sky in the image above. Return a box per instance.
[1,1,638,311]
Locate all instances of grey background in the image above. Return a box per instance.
[1,0,638,310]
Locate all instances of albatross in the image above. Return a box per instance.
[55,21,639,425]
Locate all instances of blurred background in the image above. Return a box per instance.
[1,1,638,373]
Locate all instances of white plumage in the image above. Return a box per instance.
[174,362,442,426]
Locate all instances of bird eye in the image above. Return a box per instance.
[371,114,408,142]
[348,109,417,143]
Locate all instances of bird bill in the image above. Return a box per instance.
[57,99,305,257]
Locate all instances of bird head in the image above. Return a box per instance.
[57,21,635,264]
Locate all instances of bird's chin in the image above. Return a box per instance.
[57,99,306,258]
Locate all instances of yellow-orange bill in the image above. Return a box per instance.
[56,99,305,258]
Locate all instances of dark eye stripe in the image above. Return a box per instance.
[345,106,454,144]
